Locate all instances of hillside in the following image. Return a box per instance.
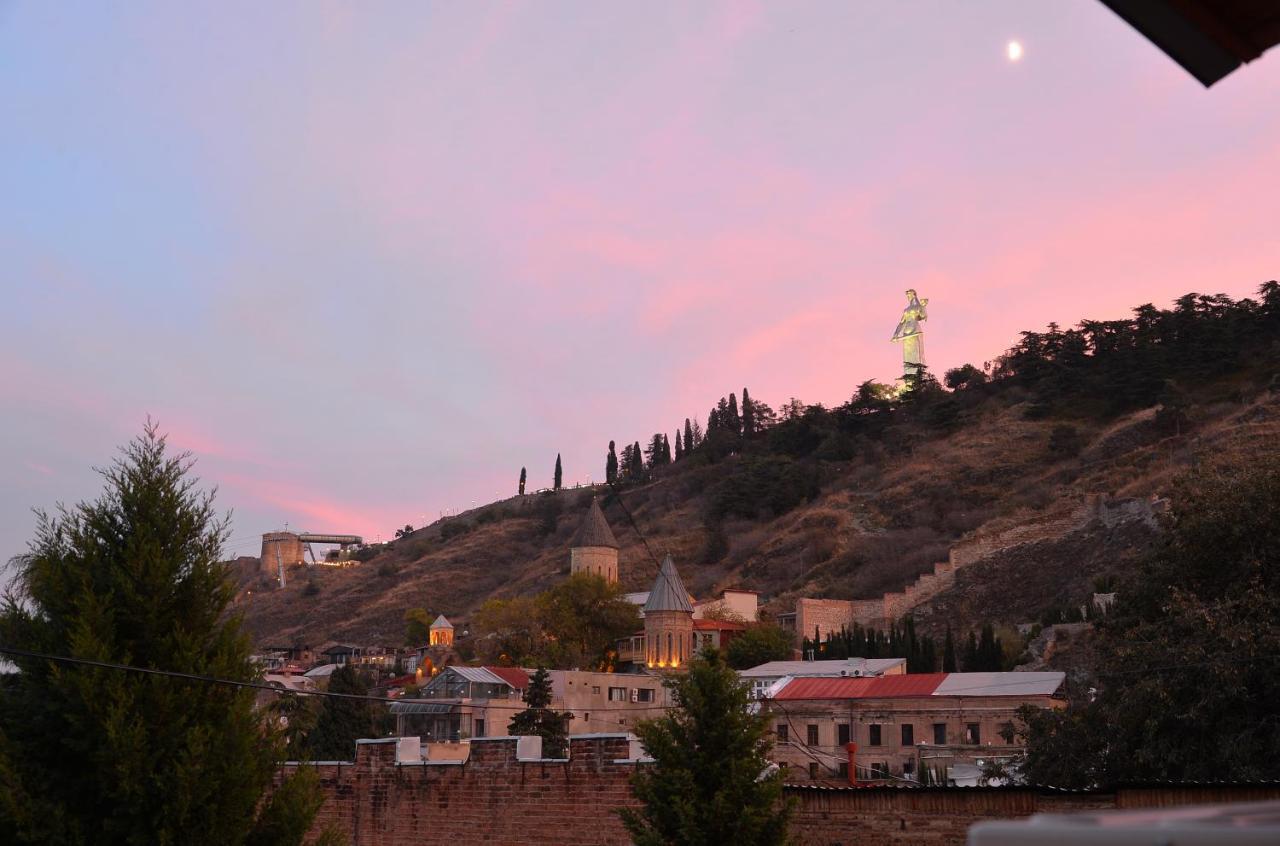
[236,285,1280,648]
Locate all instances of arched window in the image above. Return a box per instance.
[667,632,673,664]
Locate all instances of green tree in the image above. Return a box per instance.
[519,466,527,495]
[404,607,434,645]
[473,596,542,665]
[725,624,795,670]
[306,665,372,761]
[606,442,618,484]
[620,649,790,845]
[537,573,640,669]
[683,418,694,454]
[0,425,326,845]
[553,453,563,490]
[942,627,957,673]
[1021,450,1280,786]
[673,429,684,461]
[741,387,755,438]
[507,667,571,757]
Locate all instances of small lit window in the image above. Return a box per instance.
[608,687,627,701]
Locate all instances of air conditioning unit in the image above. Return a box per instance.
[630,690,638,703]
[851,669,863,677]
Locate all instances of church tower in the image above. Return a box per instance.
[643,554,695,670]
[569,498,619,583]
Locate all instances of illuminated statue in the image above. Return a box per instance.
[891,288,928,379]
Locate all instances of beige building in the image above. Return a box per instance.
[641,555,695,670]
[569,498,620,583]
[762,671,1066,783]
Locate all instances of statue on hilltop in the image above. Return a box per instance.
[891,288,929,380]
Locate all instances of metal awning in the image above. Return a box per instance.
[390,702,456,715]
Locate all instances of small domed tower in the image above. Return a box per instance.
[569,498,619,583]
[643,555,695,670]
[429,614,454,647]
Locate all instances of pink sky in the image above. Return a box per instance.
[1,1,1277,557]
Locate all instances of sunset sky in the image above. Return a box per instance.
[2,1,1278,561]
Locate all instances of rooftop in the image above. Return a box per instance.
[739,658,907,679]
[771,671,1066,701]
[570,498,619,549]
[642,555,695,614]
[430,614,453,630]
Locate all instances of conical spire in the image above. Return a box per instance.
[570,498,619,549]
[643,554,694,614]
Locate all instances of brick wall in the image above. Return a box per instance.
[281,737,1280,846]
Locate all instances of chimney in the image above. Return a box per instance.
[846,742,858,787]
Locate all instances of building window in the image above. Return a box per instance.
[903,759,915,776]
[808,762,819,779]
[837,723,850,746]
[667,632,673,663]
[636,688,654,703]
[838,762,849,778]
[1001,722,1016,744]
[901,724,914,746]
[933,723,947,745]
[592,686,601,695]
[608,687,627,701]
[868,724,882,746]
[806,724,819,746]
[702,633,713,648]
[474,719,485,738]
[965,723,981,745]
[776,724,789,742]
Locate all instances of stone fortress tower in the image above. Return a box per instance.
[569,498,620,583]
[643,555,695,670]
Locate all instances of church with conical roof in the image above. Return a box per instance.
[642,554,695,670]
[569,498,619,583]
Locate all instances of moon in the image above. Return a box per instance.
[1007,40,1024,62]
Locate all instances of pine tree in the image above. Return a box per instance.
[507,668,571,757]
[519,466,527,495]
[943,627,957,673]
[683,418,694,454]
[0,425,325,845]
[692,420,703,447]
[554,453,563,490]
[606,441,618,484]
[741,387,755,438]
[620,649,790,845]
[307,664,372,759]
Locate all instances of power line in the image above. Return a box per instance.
[604,480,663,575]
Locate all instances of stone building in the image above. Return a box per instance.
[641,555,695,670]
[569,498,620,583]
[762,671,1066,783]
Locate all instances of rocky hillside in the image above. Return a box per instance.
[236,286,1280,648]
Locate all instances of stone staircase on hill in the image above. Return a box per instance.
[793,493,1166,639]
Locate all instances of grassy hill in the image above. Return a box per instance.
[235,284,1280,648]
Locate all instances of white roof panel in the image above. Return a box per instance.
[933,672,1065,697]
[738,658,906,678]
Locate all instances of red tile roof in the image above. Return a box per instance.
[773,673,947,700]
[484,666,531,689]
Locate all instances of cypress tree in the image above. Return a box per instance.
[519,466,527,495]
[0,425,325,844]
[673,430,684,461]
[606,441,618,484]
[662,433,672,464]
[633,442,643,479]
[554,453,563,490]
[683,418,694,454]
[742,387,755,438]
[943,627,957,673]
[962,631,979,672]
[728,392,741,434]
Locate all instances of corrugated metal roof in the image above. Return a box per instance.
[932,672,1065,697]
[643,555,694,613]
[389,701,456,715]
[693,619,746,631]
[773,673,947,700]
[739,658,906,678]
[448,666,508,685]
[570,498,619,549]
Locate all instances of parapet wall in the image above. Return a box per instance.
[280,738,1280,846]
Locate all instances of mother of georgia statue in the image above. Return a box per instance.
[890,289,928,379]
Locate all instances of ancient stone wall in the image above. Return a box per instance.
[279,738,1280,846]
